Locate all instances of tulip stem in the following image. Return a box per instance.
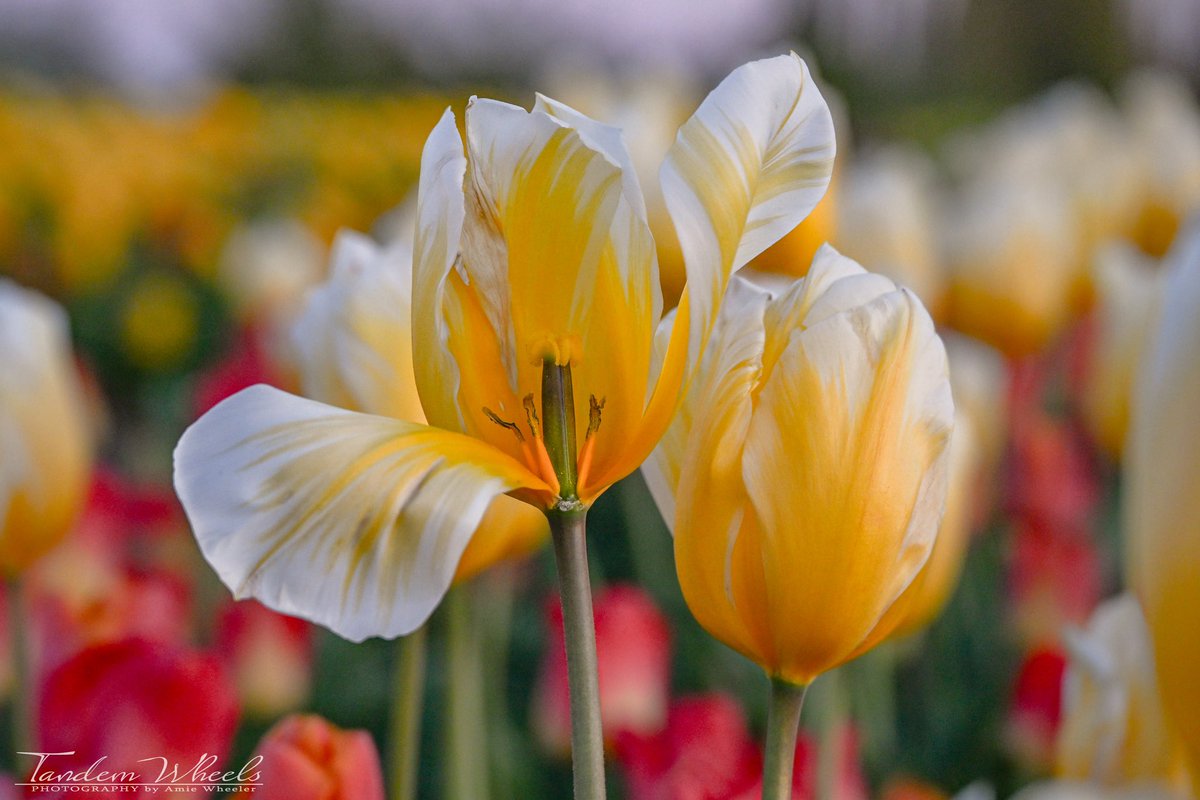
[548,509,605,800]
[6,578,32,755]
[445,586,491,800]
[388,625,427,800]
[762,678,809,800]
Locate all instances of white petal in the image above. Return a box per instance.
[661,53,835,370]
[293,229,423,421]
[174,385,546,641]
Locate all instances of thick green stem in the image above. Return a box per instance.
[388,626,426,800]
[445,587,490,800]
[548,510,605,800]
[762,678,809,800]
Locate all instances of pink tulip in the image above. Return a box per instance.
[216,599,314,718]
[533,583,671,755]
[1005,647,1068,772]
[240,714,385,800]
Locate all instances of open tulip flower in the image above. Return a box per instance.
[644,246,952,798]
[173,52,834,642]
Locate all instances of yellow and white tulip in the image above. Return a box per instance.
[645,246,953,685]
[174,54,836,642]
[1125,219,1200,780]
[0,280,91,575]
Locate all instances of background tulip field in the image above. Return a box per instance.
[1,0,1199,798]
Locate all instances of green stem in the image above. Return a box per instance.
[7,577,31,755]
[445,587,489,800]
[388,626,426,800]
[762,678,809,800]
[548,509,605,800]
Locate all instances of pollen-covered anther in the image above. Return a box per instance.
[483,406,525,443]
[527,332,583,367]
[522,393,542,439]
[576,394,606,491]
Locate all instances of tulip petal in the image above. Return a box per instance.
[660,52,835,370]
[174,385,551,641]
[0,280,91,573]
[741,288,953,682]
[412,109,472,434]
[293,230,424,422]
[669,279,776,661]
[1125,221,1200,774]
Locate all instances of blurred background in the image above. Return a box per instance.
[1,0,1198,797]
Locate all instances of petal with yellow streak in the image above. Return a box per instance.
[660,53,835,372]
[293,229,425,422]
[740,288,952,683]
[1125,221,1200,776]
[671,280,773,662]
[173,385,551,641]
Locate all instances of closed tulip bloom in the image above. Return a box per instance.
[645,245,953,685]
[1125,221,1200,776]
[174,54,835,642]
[1081,242,1164,458]
[243,714,385,800]
[0,280,91,575]
[1057,594,1183,786]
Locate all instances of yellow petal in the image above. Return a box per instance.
[0,281,92,575]
[293,229,425,422]
[1125,222,1200,776]
[853,410,978,654]
[174,385,551,641]
[670,280,774,662]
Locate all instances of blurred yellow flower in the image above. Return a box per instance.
[0,280,92,574]
[1125,221,1200,780]
[645,246,953,685]
[1081,242,1164,458]
[834,146,944,311]
[1057,594,1184,786]
[174,54,836,641]
[944,180,1079,356]
[119,272,200,371]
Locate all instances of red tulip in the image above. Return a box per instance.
[34,638,239,799]
[616,694,762,800]
[1006,647,1068,772]
[533,584,671,755]
[238,714,385,800]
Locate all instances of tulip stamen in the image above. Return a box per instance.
[523,393,542,440]
[586,395,605,438]
[575,396,605,492]
[482,406,525,443]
